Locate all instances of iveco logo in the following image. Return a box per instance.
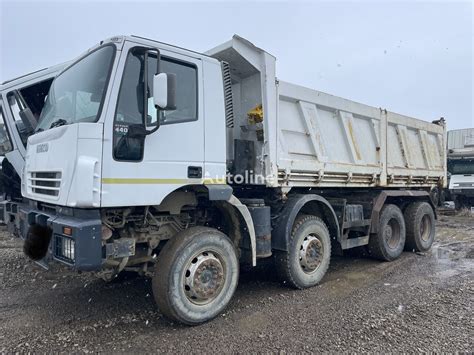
[36,143,49,153]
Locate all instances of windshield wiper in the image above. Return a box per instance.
[50,118,68,129]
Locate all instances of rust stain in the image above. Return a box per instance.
[347,120,362,161]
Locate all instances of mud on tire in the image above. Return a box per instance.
[368,204,406,261]
[404,202,435,252]
[153,227,239,325]
[274,214,331,289]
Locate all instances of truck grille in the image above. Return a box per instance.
[28,171,62,197]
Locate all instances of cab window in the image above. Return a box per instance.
[147,57,197,125]
[6,78,53,147]
[0,104,13,155]
[7,92,29,146]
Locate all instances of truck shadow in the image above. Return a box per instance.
[17,248,403,334]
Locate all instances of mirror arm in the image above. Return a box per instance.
[143,48,161,132]
[144,124,160,136]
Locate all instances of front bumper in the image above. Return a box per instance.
[19,202,103,271]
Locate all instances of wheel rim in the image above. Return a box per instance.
[420,215,431,242]
[299,234,324,274]
[384,218,401,249]
[183,251,225,305]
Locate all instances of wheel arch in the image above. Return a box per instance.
[272,194,340,252]
[157,186,257,267]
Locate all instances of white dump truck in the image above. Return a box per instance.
[20,35,446,324]
[0,64,65,234]
[447,128,474,207]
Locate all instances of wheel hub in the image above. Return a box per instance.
[299,235,323,273]
[384,219,400,249]
[420,215,431,242]
[184,252,225,305]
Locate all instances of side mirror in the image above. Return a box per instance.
[153,73,176,110]
[19,107,37,135]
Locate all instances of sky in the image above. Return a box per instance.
[0,0,472,130]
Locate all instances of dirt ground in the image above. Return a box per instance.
[0,214,472,353]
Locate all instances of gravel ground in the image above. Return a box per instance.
[0,214,473,353]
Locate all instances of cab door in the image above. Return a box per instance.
[101,41,204,207]
[0,99,24,176]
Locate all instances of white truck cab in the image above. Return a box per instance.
[23,36,227,209]
[447,128,474,208]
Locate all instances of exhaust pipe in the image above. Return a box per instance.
[23,224,52,261]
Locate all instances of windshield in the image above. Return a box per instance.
[449,160,474,175]
[36,45,115,132]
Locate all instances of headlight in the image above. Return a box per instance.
[62,238,75,260]
[55,235,75,262]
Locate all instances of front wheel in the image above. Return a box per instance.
[153,227,239,325]
[274,215,331,289]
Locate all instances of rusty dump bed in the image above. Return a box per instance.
[207,36,446,189]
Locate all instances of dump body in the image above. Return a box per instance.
[208,36,446,190]
[276,82,446,188]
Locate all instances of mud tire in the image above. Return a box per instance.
[153,227,239,325]
[368,204,406,261]
[274,215,331,289]
[404,202,435,252]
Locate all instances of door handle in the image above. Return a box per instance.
[188,166,202,179]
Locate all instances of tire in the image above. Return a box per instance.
[152,227,239,325]
[274,215,331,289]
[368,204,406,261]
[404,202,435,252]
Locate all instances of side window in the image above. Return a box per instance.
[6,79,55,148]
[113,48,199,161]
[0,104,13,155]
[147,57,198,125]
[6,92,28,147]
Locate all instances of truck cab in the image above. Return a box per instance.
[447,129,474,208]
[0,63,65,232]
[23,36,227,209]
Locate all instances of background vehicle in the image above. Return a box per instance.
[447,128,474,208]
[0,64,65,235]
[20,35,446,324]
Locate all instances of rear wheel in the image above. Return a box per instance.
[274,215,331,289]
[368,204,406,261]
[404,202,435,252]
[153,227,239,325]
